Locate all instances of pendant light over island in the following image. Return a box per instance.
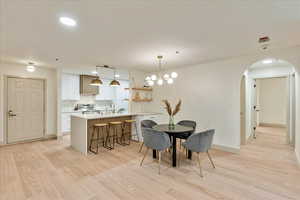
[90,65,120,87]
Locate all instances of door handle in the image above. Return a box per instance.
[8,110,17,117]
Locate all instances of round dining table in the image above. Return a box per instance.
[152,124,194,167]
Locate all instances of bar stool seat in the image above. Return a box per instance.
[109,121,122,125]
[94,123,108,127]
[124,119,136,123]
[89,123,108,154]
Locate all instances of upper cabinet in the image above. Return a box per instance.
[95,79,116,100]
[62,74,80,100]
[116,80,129,100]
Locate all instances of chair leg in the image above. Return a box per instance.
[207,150,216,168]
[197,153,204,177]
[140,147,149,166]
[178,147,181,167]
[139,142,144,153]
[158,151,161,174]
[89,127,95,152]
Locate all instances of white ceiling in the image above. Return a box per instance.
[249,59,294,70]
[1,0,300,72]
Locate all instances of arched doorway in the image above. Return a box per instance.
[240,58,296,146]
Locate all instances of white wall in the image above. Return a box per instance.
[143,47,300,155]
[129,69,148,113]
[258,78,287,126]
[144,58,244,151]
[0,63,57,143]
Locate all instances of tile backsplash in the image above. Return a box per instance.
[62,95,113,112]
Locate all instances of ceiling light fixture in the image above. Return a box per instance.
[110,68,120,87]
[151,74,157,81]
[145,55,177,86]
[262,59,273,64]
[90,66,103,86]
[26,62,36,72]
[59,17,77,27]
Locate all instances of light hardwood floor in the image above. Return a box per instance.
[0,126,300,200]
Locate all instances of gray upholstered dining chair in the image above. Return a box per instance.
[140,128,171,174]
[177,120,197,148]
[177,120,197,133]
[181,129,215,177]
[139,120,158,152]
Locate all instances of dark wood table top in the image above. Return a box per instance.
[153,124,194,134]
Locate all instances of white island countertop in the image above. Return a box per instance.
[71,112,161,120]
[70,112,162,154]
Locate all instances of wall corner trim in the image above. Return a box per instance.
[212,144,240,154]
[296,150,300,166]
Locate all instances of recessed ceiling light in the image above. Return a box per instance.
[262,59,273,64]
[59,17,77,27]
[115,74,120,78]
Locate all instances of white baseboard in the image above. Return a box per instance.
[212,144,240,154]
[62,132,71,136]
[44,134,57,139]
[0,134,57,147]
[259,122,286,128]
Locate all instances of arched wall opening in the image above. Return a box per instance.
[240,58,296,146]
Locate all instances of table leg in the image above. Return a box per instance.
[153,150,157,159]
[172,136,177,167]
[188,150,192,159]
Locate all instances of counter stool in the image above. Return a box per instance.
[106,121,123,149]
[89,123,108,154]
[122,119,139,145]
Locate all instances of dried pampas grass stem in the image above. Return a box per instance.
[162,99,181,116]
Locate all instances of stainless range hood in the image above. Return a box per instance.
[80,75,99,95]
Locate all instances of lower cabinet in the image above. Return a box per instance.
[62,113,79,133]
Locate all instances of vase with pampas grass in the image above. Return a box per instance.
[162,99,181,129]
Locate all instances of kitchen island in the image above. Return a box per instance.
[71,113,137,155]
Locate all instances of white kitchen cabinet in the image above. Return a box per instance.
[62,112,81,133]
[115,80,129,100]
[95,79,116,100]
[114,80,129,111]
[62,113,71,133]
[62,74,80,100]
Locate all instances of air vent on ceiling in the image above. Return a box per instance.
[258,36,270,50]
[258,36,270,43]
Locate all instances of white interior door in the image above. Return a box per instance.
[251,79,258,138]
[7,77,45,143]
